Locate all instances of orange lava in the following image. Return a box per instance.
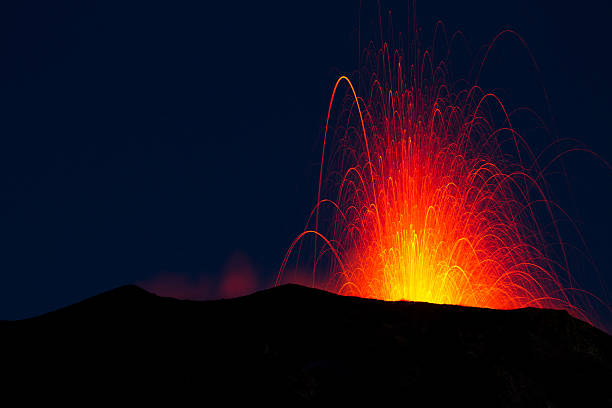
[278,27,596,325]
[325,78,554,310]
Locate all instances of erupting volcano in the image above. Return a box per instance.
[4,3,611,404]
[278,22,599,327]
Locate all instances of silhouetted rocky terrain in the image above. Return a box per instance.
[3,284,611,405]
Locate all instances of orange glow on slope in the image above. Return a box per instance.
[277,26,599,325]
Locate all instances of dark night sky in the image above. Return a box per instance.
[1,1,610,320]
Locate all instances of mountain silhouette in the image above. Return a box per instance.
[3,284,611,405]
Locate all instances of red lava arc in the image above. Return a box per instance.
[277,23,597,325]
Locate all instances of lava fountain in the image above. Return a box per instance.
[278,18,601,326]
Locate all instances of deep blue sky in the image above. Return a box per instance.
[1,1,610,320]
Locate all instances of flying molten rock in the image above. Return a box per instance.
[278,27,594,326]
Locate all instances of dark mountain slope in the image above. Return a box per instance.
[3,284,611,406]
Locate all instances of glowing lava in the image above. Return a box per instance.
[278,23,598,325]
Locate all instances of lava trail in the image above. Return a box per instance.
[278,16,604,328]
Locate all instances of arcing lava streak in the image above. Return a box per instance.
[278,25,600,326]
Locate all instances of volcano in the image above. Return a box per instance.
[3,284,611,405]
